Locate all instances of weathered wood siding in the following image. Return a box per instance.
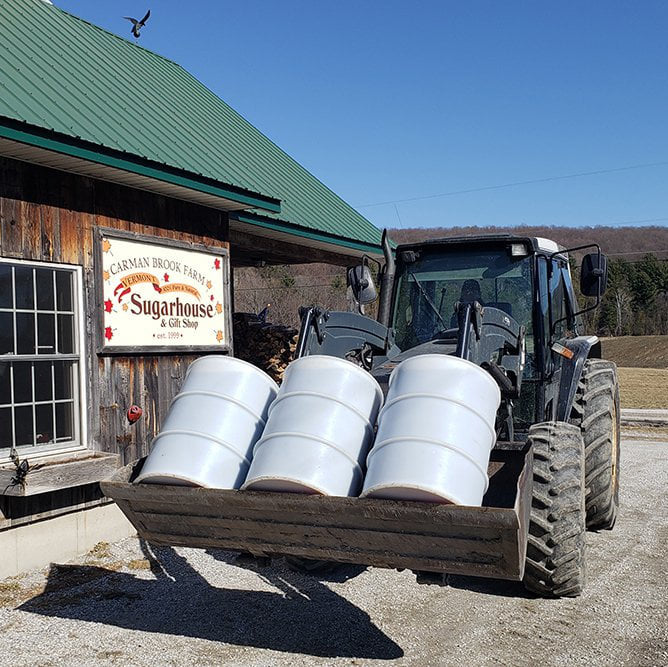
[0,157,230,469]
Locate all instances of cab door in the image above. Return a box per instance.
[536,256,574,420]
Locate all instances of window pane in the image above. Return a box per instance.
[37,313,56,354]
[0,363,10,405]
[34,362,53,402]
[14,405,34,446]
[14,266,34,309]
[550,261,567,339]
[0,407,12,448]
[54,361,74,400]
[0,312,13,354]
[56,271,73,311]
[36,268,55,310]
[13,362,32,404]
[55,402,74,440]
[0,264,12,308]
[16,312,36,354]
[35,403,54,444]
[57,314,74,353]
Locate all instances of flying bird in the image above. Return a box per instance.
[124,9,150,39]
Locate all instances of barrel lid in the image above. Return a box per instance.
[388,354,501,403]
[286,355,384,405]
[186,354,279,393]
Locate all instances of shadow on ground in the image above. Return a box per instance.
[445,574,532,598]
[19,541,403,660]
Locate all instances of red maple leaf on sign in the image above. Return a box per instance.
[104,327,113,341]
[210,294,214,301]
[214,258,221,270]
[163,273,170,283]
[104,299,113,313]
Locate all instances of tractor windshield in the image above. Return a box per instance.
[392,246,534,359]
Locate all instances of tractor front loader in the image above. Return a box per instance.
[103,232,619,598]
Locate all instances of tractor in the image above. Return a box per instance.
[103,232,619,598]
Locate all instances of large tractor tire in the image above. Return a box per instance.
[571,359,621,530]
[523,421,586,598]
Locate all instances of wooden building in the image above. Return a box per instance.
[0,0,382,576]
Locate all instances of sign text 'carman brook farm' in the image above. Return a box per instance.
[100,235,229,349]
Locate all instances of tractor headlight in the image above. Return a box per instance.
[510,243,529,257]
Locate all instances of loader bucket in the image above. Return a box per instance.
[101,444,532,581]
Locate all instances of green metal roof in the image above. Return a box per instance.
[0,0,382,253]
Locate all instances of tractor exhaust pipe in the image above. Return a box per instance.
[377,229,395,326]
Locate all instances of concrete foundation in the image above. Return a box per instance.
[0,502,136,580]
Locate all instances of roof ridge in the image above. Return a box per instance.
[38,0,188,73]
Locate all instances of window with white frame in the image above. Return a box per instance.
[0,259,85,457]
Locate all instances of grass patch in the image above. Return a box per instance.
[87,541,111,560]
[618,367,668,409]
[0,581,21,605]
[0,581,46,608]
[126,559,151,570]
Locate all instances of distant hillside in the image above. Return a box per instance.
[601,336,668,369]
[388,225,668,260]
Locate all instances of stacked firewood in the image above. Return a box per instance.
[233,313,298,383]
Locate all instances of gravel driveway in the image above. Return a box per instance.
[1,437,667,667]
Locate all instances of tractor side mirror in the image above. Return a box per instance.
[347,264,378,305]
[580,252,608,297]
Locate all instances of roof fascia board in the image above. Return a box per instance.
[232,211,383,256]
[0,119,281,213]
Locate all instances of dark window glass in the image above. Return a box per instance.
[14,405,34,446]
[538,258,549,338]
[55,402,74,440]
[35,403,54,444]
[0,407,12,447]
[13,362,32,404]
[0,363,10,405]
[1,266,79,454]
[392,248,534,350]
[14,266,34,309]
[0,264,12,308]
[54,361,74,400]
[561,267,578,335]
[0,312,13,354]
[1,265,79,454]
[34,362,53,402]
[57,314,74,353]
[56,271,73,311]
[16,312,36,354]
[37,313,56,354]
[550,261,568,339]
[36,268,55,310]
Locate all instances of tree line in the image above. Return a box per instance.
[233,226,668,335]
[579,254,668,336]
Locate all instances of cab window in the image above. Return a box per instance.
[550,260,571,340]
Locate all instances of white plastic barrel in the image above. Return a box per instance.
[135,355,279,488]
[361,354,500,506]
[242,355,383,496]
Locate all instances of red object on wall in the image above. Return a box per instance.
[127,405,143,423]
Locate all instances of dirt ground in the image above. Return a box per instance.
[0,435,667,667]
[617,367,668,409]
[601,335,668,369]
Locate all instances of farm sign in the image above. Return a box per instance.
[99,234,230,351]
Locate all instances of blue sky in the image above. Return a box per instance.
[54,1,668,231]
